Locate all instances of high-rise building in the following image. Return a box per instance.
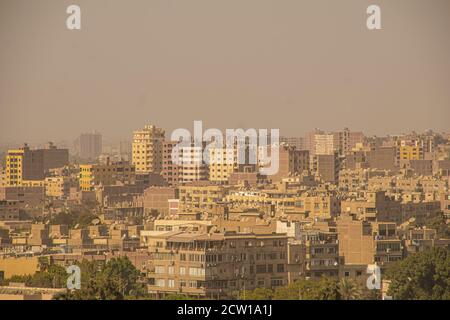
[305,128,364,157]
[162,141,181,186]
[304,129,325,155]
[366,146,397,171]
[267,145,309,182]
[314,134,335,155]
[311,152,340,183]
[209,147,238,183]
[162,141,208,185]
[119,141,132,161]
[132,125,165,174]
[332,128,364,156]
[74,131,102,160]
[179,146,208,183]
[280,136,305,150]
[396,139,424,163]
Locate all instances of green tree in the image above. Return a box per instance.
[49,208,97,229]
[426,214,450,239]
[164,294,191,300]
[386,247,450,300]
[273,277,340,300]
[4,264,67,288]
[241,288,274,300]
[338,278,363,300]
[56,257,147,300]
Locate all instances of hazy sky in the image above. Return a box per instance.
[1,0,449,145]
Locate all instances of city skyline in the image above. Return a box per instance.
[0,0,449,303]
[1,0,450,144]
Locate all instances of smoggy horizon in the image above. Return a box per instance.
[1,0,449,146]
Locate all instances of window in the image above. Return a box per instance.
[168,266,174,275]
[154,266,165,274]
[256,265,267,274]
[155,279,165,287]
[277,264,284,273]
[271,279,283,287]
[168,279,175,288]
[180,267,186,275]
[189,267,205,276]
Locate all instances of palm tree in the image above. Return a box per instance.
[38,256,50,272]
[339,278,363,300]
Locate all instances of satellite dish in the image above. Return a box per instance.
[74,223,80,229]
[92,218,100,225]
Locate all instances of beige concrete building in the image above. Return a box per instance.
[0,200,19,221]
[179,182,227,212]
[209,147,238,183]
[336,214,404,267]
[140,186,177,217]
[311,153,340,183]
[132,125,165,174]
[0,186,45,218]
[79,160,135,191]
[268,145,309,183]
[145,231,288,298]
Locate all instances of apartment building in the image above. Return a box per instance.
[366,146,397,171]
[333,128,364,157]
[302,230,340,279]
[132,125,165,174]
[226,187,340,220]
[336,214,403,267]
[0,200,19,221]
[5,142,68,186]
[180,146,209,183]
[440,193,450,215]
[341,191,403,223]
[314,134,335,156]
[178,182,227,212]
[44,176,72,198]
[339,168,390,192]
[396,140,424,165]
[164,142,209,184]
[79,160,135,191]
[140,186,178,217]
[74,131,102,160]
[280,136,305,150]
[145,231,288,298]
[209,147,239,183]
[311,153,340,183]
[162,141,181,186]
[0,186,45,218]
[268,146,309,183]
[404,227,450,254]
[406,159,433,176]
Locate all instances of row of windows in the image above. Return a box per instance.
[255,264,285,273]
